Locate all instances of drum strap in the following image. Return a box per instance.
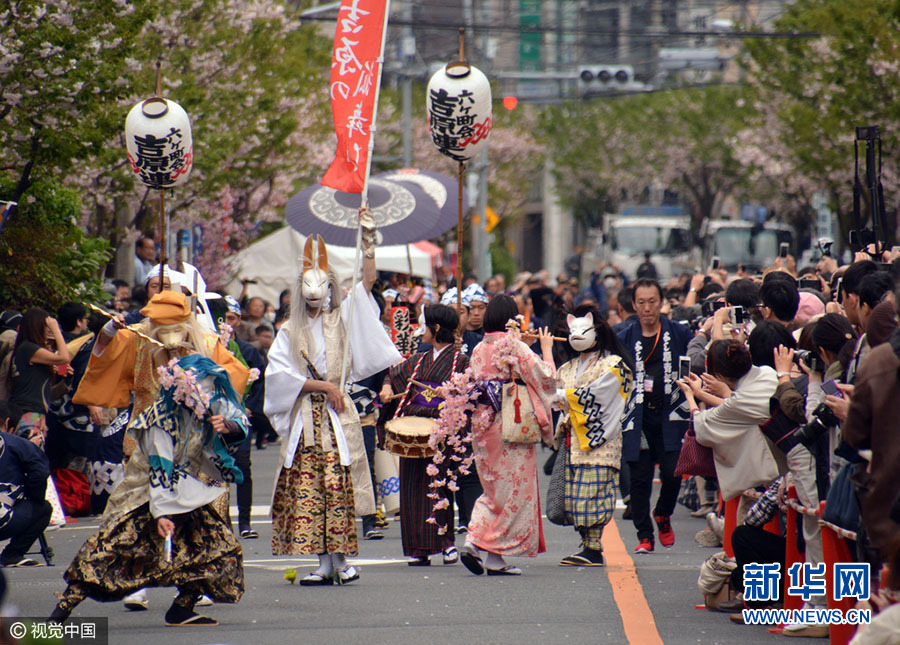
[396,354,426,419]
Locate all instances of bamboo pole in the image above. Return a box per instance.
[339,0,393,393]
[153,58,168,292]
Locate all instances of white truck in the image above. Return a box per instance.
[700,220,795,273]
[587,212,696,281]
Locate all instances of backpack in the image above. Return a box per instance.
[52,468,91,517]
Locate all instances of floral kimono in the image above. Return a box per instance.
[466,332,556,557]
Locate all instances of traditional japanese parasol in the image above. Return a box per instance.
[284,177,443,247]
[374,168,465,239]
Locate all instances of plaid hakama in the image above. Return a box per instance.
[399,456,454,557]
[564,461,618,551]
[271,397,357,556]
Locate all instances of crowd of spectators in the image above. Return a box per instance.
[369,246,900,639]
[2,235,900,640]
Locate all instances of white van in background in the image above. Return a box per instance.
[593,212,696,281]
[700,220,795,273]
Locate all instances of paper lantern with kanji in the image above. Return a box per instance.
[426,62,492,162]
[125,97,193,190]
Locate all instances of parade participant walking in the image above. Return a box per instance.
[555,307,633,566]
[72,291,249,612]
[51,297,250,626]
[459,295,557,576]
[616,278,691,554]
[379,304,469,566]
[460,284,489,355]
[264,213,400,586]
[74,292,246,441]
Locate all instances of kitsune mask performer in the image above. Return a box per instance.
[265,212,401,586]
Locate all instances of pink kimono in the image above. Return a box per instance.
[467,332,557,557]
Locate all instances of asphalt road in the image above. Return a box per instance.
[7,444,790,645]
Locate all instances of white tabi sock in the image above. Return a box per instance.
[331,553,347,571]
[484,552,508,570]
[314,553,333,577]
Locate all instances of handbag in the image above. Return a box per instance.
[677,476,701,512]
[546,439,570,526]
[674,426,717,479]
[821,462,860,535]
[501,380,541,444]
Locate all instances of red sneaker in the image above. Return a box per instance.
[655,515,675,548]
[634,537,654,554]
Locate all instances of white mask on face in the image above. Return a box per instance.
[301,268,329,309]
[300,234,331,310]
[157,327,188,350]
[264,311,275,323]
[567,312,597,353]
[603,277,617,289]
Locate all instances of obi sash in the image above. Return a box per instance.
[408,381,444,409]
[472,379,525,412]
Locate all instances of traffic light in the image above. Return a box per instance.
[577,65,634,94]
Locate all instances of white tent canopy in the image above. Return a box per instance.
[226,226,433,305]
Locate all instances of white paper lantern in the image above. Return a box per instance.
[426,62,492,162]
[125,97,193,189]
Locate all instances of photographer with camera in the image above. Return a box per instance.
[839,260,882,382]
[843,289,900,573]
[804,314,858,438]
[758,272,800,330]
[676,340,781,502]
[686,279,760,369]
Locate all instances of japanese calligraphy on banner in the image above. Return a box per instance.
[125,97,193,190]
[427,63,492,162]
[321,0,389,194]
[390,306,418,358]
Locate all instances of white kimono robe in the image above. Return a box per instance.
[264,283,401,516]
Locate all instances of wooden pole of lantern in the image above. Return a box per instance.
[454,28,466,350]
[154,58,168,292]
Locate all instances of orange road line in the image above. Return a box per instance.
[603,518,664,645]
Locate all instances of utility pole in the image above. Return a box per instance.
[401,0,414,167]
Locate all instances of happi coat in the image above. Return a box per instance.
[615,316,692,462]
[555,351,632,468]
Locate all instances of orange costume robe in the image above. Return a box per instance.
[72,323,249,524]
[73,321,248,417]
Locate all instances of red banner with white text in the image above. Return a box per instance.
[321,0,388,194]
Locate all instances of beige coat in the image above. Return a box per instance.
[693,365,785,500]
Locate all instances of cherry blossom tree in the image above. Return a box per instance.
[1,1,155,204]
[739,0,900,246]
[538,85,753,238]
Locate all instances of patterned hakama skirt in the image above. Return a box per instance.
[564,461,618,550]
[62,502,243,603]
[271,397,357,555]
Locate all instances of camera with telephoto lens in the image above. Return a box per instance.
[792,402,840,450]
[793,349,823,373]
